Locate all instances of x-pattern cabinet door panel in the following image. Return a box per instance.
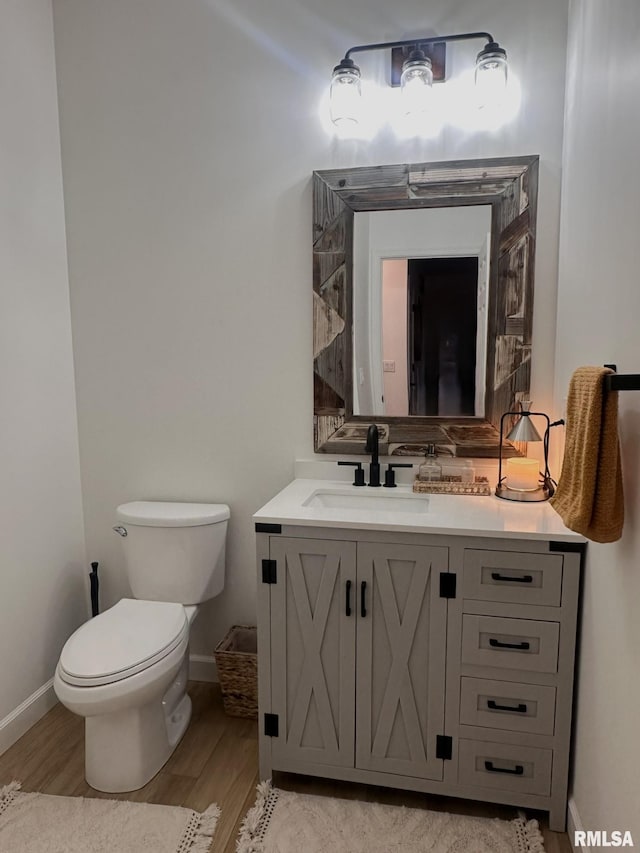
[270,537,356,769]
[356,543,448,780]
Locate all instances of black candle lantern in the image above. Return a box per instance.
[495,402,564,502]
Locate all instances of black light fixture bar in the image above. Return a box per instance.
[342,31,496,62]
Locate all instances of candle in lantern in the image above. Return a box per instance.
[505,458,539,491]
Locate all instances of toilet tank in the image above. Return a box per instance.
[114,501,229,605]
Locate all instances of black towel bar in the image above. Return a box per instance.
[603,364,640,392]
[604,374,640,392]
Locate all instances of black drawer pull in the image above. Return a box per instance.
[487,699,527,713]
[484,760,524,776]
[361,580,367,618]
[491,572,533,584]
[489,638,530,651]
[345,580,352,616]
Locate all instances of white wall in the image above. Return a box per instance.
[0,0,86,740]
[555,0,640,841]
[51,0,569,658]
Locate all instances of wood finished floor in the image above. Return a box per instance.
[0,682,572,852]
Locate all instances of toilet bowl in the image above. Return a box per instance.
[54,599,196,792]
[54,501,229,793]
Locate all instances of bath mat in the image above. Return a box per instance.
[0,781,219,852]
[237,781,545,853]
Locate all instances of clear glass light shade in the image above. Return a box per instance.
[400,56,433,116]
[475,51,508,108]
[330,66,362,127]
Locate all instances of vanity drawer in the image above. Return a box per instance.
[458,739,552,796]
[463,549,563,606]
[461,615,560,673]
[460,677,556,735]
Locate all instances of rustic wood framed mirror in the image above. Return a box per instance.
[313,155,538,457]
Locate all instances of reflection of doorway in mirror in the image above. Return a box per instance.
[408,257,477,416]
[354,205,492,418]
[381,256,482,417]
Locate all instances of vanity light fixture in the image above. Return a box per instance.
[495,402,564,503]
[329,31,508,127]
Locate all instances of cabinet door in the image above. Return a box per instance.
[270,537,356,769]
[356,543,448,779]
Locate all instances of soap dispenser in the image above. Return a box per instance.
[419,444,442,482]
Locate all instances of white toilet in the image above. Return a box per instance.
[54,500,229,793]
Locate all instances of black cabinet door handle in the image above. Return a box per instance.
[345,580,352,616]
[489,638,530,651]
[491,572,533,584]
[484,761,524,776]
[361,580,367,618]
[487,699,528,713]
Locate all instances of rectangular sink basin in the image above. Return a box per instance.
[303,489,429,513]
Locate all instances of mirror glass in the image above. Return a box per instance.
[313,156,539,457]
[353,206,492,418]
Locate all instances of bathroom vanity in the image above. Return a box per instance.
[254,480,584,831]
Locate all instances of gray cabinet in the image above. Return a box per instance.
[256,527,582,833]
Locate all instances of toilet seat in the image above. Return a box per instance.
[58,599,188,687]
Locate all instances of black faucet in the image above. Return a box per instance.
[365,424,381,487]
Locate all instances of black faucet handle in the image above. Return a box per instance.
[337,460,365,487]
[383,462,413,488]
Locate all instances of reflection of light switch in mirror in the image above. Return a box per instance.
[383,360,396,372]
[359,367,365,385]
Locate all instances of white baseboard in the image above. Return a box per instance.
[568,797,588,853]
[189,653,218,683]
[0,679,57,758]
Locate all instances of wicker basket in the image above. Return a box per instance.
[214,625,258,719]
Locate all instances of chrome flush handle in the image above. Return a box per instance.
[112,526,128,537]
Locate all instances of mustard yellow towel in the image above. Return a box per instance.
[550,366,624,542]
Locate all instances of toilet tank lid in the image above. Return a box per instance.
[116,501,230,527]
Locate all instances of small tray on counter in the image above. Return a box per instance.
[413,477,492,496]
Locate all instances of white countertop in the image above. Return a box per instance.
[254,479,586,543]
